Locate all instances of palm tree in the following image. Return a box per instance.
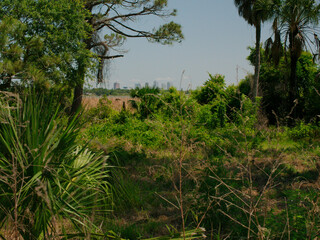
[277,0,320,114]
[234,0,276,100]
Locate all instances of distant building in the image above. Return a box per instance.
[153,81,159,88]
[161,83,166,90]
[167,81,172,89]
[145,82,149,88]
[123,86,128,89]
[135,83,141,89]
[114,82,120,89]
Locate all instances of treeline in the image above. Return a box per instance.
[234,0,320,125]
[84,88,131,96]
[247,48,320,125]
[126,64,320,127]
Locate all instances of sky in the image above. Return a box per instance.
[97,0,274,90]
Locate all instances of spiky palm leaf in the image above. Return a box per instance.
[271,0,320,113]
[0,91,112,239]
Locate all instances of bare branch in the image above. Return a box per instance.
[98,55,124,59]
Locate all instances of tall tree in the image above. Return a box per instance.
[70,0,184,113]
[234,0,275,101]
[0,0,92,92]
[277,0,320,113]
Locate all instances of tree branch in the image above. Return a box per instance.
[98,55,124,59]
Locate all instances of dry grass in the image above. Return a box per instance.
[0,219,76,240]
[82,95,136,112]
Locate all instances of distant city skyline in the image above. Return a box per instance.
[110,80,174,90]
[87,0,274,90]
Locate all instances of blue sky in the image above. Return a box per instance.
[99,0,273,90]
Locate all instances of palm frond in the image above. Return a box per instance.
[0,90,113,239]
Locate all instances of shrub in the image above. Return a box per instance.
[192,74,227,129]
[196,96,226,129]
[232,94,261,129]
[130,86,161,119]
[85,95,116,121]
[159,87,198,119]
[288,121,319,140]
[192,73,226,105]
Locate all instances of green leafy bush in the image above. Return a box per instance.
[130,86,161,119]
[196,96,226,129]
[192,74,227,129]
[159,87,198,120]
[192,74,226,105]
[85,96,116,121]
[233,94,261,129]
[266,189,320,239]
[288,121,319,140]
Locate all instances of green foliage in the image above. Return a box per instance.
[238,76,251,96]
[192,74,227,129]
[0,0,92,90]
[236,94,261,128]
[267,189,320,239]
[81,76,320,239]
[288,121,320,140]
[130,87,161,119]
[159,87,198,120]
[259,58,288,123]
[193,74,226,105]
[261,0,320,119]
[87,117,167,149]
[196,97,226,129]
[151,21,184,45]
[0,91,112,239]
[85,96,117,121]
[296,52,320,120]
[248,47,320,124]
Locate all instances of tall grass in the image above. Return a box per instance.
[0,91,112,239]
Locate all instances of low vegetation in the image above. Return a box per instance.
[1,0,320,239]
[77,74,320,239]
[1,70,320,239]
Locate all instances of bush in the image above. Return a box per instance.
[85,95,116,121]
[130,86,161,119]
[196,96,226,129]
[192,73,226,105]
[160,87,198,120]
[288,121,319,140]
[192,74,227,129]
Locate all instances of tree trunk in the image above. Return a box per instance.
[253,22,261,101]
[70,39,90,115]
[288,29,299,121]
[289,52,298,107]
[70,83,84,114]
[70,57,86,115]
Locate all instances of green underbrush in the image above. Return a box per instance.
[80,79,320,239]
